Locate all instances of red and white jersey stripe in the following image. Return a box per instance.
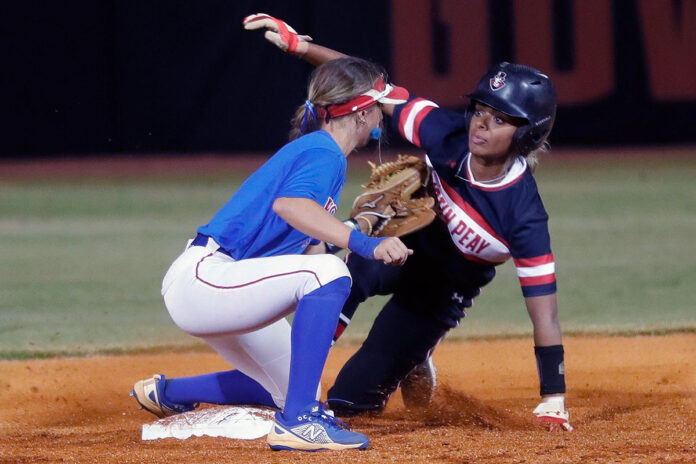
[513,254,556,287]
[398,98,439,147]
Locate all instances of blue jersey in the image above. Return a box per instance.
[197,130,346,259]
[393,96,556,298]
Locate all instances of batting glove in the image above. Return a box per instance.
[532,396,573,432]
[242,13,312,55]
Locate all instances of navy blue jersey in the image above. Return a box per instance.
[393,96,556,297]
[198,130,346,259]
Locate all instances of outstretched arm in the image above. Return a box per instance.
[525,293,562,347]
[301,43,347,67]
[243,13,396,115]
[525,293,572,431]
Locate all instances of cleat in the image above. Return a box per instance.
[267,402,369,451]
[400,356,437,408]
[131,374,196,418]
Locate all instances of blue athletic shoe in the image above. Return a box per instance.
[130,374,196,418]
[267,402,370,451]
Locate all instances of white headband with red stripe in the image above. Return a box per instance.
[318,76,408,120]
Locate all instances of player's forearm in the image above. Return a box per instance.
[273,197,351,249]
[533,318,562,346]
[525,294,562,346]
[298,43,347,66]
[526,293,566,400]
[297,44,396,116]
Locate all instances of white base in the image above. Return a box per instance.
[141,405,275,441]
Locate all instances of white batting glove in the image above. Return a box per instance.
[532,396,573,432]
[242,13,312,55]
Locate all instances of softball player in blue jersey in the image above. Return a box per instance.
[244,14,573,432]
[131,56,412,451]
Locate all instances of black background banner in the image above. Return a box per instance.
[2,0,694,158]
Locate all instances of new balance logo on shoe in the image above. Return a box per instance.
[267,402,369,451]
[301,425,322,440]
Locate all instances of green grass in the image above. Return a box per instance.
[1,153,695,359]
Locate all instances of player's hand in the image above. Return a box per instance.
[242,13,312,55]
[373,236,413,265]
[532,396,573,432]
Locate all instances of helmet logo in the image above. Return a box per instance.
[490,71,507,91]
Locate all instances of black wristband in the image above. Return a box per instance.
[534,344,566,395]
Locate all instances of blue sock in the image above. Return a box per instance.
[283,276,351,418]
[163,370,277,408]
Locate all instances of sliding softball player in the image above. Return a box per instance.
[246,13,572,432]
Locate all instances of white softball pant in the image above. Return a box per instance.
[161,236,350,408]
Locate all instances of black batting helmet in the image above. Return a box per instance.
[467,62,557,155]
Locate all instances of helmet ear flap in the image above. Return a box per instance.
[512,124,532,156]
[515,121,553,156]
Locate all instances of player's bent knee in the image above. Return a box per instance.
[294,254,351,300]
[310,254,351,287]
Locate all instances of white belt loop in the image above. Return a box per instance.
[206,237,222,252]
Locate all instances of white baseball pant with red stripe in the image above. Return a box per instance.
[160,236,350,408]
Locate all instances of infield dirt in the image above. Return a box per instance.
[1,334,694,463]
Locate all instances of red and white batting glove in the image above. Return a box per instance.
[532,396,573,432]
[242,13,312,55]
